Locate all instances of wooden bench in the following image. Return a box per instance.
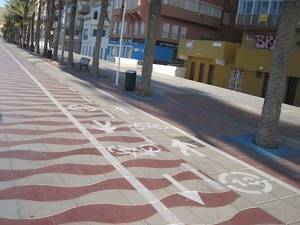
[79,57,90,72]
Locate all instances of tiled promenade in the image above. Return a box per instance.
[0,40,299,224]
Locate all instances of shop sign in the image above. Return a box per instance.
[254,34,276,50]
[156,41,178,49]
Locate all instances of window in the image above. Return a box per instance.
[83,29,88,40]
[112,46,119,56]
[93,11,98,20]
[261,1,269,14]
[246,1,254,14]
[253,0,262,14]
[170,24,179,40]
[134,21,140,35]
[124,21,128,34]
[270,1,278,14]
[140,22,145,35]
[179,26,187,39]
[161,23,169,39]
[113,0,122,9]
[118,22,122,34]
[113,22,118,34]
[222,12,231,25]
[93,29,97,37]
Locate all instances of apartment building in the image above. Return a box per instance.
[61,0,91,53]
[107,0,242,64]
[178,0,300,106]
[80,0,113,59]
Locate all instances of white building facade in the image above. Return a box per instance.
[80,1,112,60]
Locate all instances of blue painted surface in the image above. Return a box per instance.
[108,40,175,63]
[228,134,300,161]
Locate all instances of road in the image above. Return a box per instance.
[0,40,299,225]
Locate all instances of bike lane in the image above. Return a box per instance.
[0,41,298,225]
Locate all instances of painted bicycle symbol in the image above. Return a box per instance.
[218,171,272,194]
[131,122,168,130]
[67,104,99,112]
[107,144,162,157]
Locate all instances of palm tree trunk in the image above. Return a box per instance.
[52,0,63,61]
[68,0,77,67]
[255,0,300,148]
[138,0,161,96]
[30,11,35,52]
[35,0,42,54]
[43,0,51,56]
[26,23,30,50]
[22,23,27,48]
[91,0,108,75]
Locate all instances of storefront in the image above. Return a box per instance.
[107,38,178,64]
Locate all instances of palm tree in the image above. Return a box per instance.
[6,0,36,48]
[255,0,300,148]
[138,0,161,96]
[91,0,108,75]
[68,0,77,67]
[43,0,51,56]
[35,0,42,54]
[52,0,64,60]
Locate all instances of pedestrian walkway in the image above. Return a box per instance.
[0,40,299,225]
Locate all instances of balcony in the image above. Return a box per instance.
[235,14,280,29]
[162,0,223,19]
[77,4,91,14]
[127,0,139,10]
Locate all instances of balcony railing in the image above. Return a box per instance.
[162,0,222,19]
[235,14,280,28]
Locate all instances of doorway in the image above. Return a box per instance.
[207,65,215,85]
[189,62,196,80]
[285,77,298,105]
[198,63,205,82]
[261,72,270,98]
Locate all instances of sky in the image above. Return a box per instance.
[0,0,6,7]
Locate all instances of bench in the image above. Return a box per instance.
[79,57,90,72]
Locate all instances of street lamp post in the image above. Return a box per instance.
[115,0,127,86]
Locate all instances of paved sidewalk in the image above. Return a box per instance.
[0,41,299,225]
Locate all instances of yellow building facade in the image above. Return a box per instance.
[177,33,300,107]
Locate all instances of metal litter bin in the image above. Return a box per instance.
[125,70,136,91]
[47,50,53,59]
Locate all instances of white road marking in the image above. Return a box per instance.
[172,139,205,157]
[69,87,76,92]
[84,70,300,195]
[81,96,93,104]
[218,171,272,194]
[1,43,184,225]
[92,120,116,133]
[115,106,130,114]
[163,174,204,205]
[129,125,156,145]
[101,108,117,119]
[67,104,99,112]
[181,163,225,191]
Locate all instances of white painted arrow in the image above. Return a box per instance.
[181,163,225,190]
[163,174,204,205]
[115,106,130,114]
[92,120,116,133]
[171,139,205,157]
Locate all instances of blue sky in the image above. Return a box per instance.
[0,0,6,7]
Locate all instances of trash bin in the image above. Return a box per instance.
[125,70,136,91]
[47,50,53,59]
